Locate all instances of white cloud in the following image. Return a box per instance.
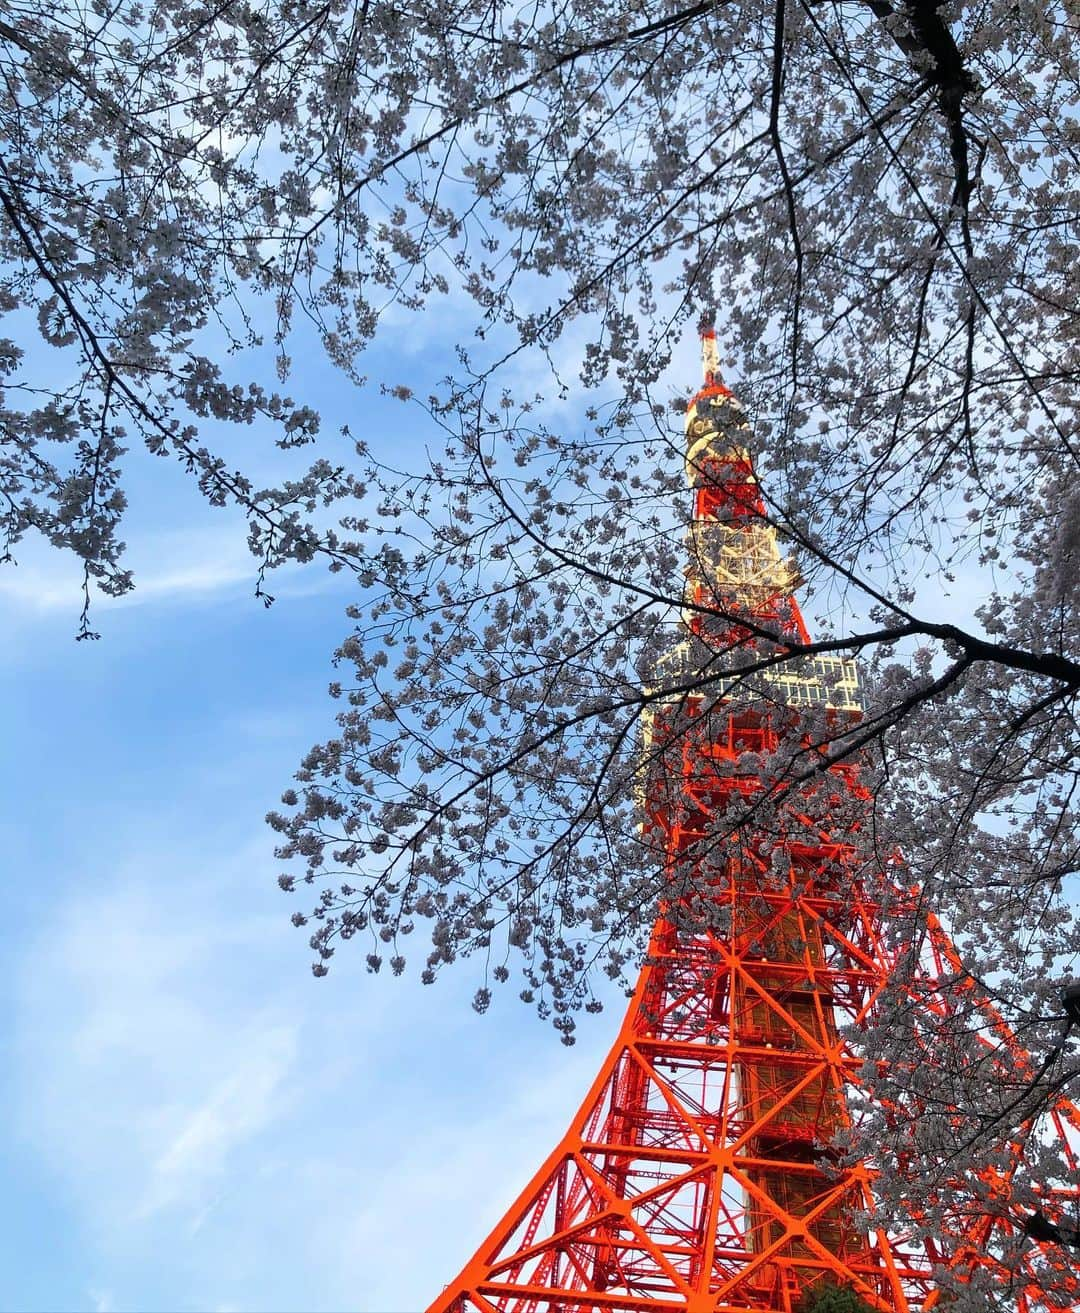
[0,724,831,1300]
[13,845,302,1238]
[9,812,604,1312]
[0,524,255,615]
[0,520,354,635]
[139,1023,297,1221]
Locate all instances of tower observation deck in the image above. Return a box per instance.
[426,335,1080,1313]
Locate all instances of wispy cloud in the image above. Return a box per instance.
[13,845,302,1237]
[0,524,256,615]
[9,812,595,1312]
[0,521,353,632]
[139,1023,297,1222]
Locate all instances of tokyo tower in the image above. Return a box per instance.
[427,335,1080,1313]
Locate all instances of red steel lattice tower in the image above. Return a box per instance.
[427,336,1080,1313]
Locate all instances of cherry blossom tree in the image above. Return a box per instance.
[5,0,1080,1273]
[6,0,1076,633]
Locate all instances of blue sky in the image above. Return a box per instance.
[0,310,625,1312]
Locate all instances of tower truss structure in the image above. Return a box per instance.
[428,337,1080,1313]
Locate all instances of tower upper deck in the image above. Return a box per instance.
[654,331,859,714]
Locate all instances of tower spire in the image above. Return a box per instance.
[696,325,731,399]
[700,326,723,391]
[424,341,1080,1313]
